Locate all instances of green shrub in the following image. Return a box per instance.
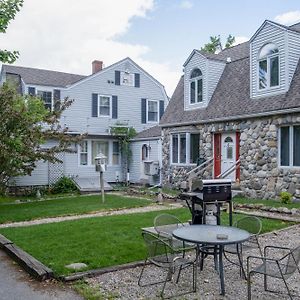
[280,191,292,204]
[51,176,78,194]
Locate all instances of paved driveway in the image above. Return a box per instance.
[0,250,83,300]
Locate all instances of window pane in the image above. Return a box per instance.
[79,141,88,165]
[38,91,52,110]
[99,96,110,116]
[190,81,195,103]
[148,101,158,122]
[179,134,186,163]
[190,134,200,163]
[190,68,202,79]
[270,56,279,87]
[92,141,108,165]
[112,141,120,165]
[259,60,267,89]
[197,78,203,102]
[259,43,279,59]
[281,127,290,166]
[172,135,178,163]
[227,146,233,159]
[293,126,300,166]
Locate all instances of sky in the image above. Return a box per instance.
[1,0,300,96]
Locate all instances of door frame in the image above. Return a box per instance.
[213,132,240,181]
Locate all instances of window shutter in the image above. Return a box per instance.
[112,95,118,119]
[134,73,140,87]
[53,89,61,111]
[115,71,120,85]
[92,93,98,117]
[159,100,164,120]
[141,98,147,124]
[28,87,36,96]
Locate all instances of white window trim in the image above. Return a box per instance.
[278,125,300,169]
[78,141,89,166]
[189,73,203,105]
[37,89,53,111]
[170,133,198,166]
[146,99,159,124]
[112,141,121,166]
[98,94,112,118]
[120,71,134,87]
[78,139,120,167]
[257,52,280,91]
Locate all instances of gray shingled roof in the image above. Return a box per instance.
[2,65,86,87]
[134,125,161,139]
[160,56,300,126]
[290,22,300,32]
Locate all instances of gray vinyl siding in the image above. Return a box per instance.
[184,52,225,111]
[9,140,59,186]
[287,31,300,84]
[250,22,286,98]
[130,139,161,185]
[61,60,167,134]
[184,52,207,110]
[11,160,49,186]
[207,60,226,100]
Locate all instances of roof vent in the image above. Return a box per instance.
[226,57,232,63]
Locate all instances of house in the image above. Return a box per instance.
[0,58,168,191]
[160,20,300,200]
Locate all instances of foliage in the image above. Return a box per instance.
[51,176,79,194]
[280,192,292,204]
[110,123,137,175]
[201,34,235,54]
[73,280,108,300]
[0,0,23,63]
[0,209,293,276]
[0,84,83,193]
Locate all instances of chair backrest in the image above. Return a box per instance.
[141,231,174,267]
[154,214,184,237]
[234,216,262,235]
[285,245,300,275]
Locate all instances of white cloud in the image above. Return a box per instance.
[0,0,180,95]
[233,36,249,46]
[179,0,193,9]
[274,11,300,26]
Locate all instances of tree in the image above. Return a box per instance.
[0,0,23,63]
[201,34,235,54]
[0,83,82,193]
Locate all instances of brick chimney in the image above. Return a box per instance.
[92,60,103,74]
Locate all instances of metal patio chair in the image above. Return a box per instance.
[247,245,300,299]
[224,216,263,277]
[154,213,195,251]
[138,231,197,299]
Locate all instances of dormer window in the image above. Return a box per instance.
[189,68,203,104]
[258,43,279,90]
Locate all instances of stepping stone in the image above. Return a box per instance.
[65,263,87,270]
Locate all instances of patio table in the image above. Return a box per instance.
[173,224,250,295]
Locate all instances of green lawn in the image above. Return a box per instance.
[0,208,294,276]
[234,197,300,209]
[0,194,152,224]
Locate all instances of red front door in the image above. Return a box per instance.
[214,133,221,178]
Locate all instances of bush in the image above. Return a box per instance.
[280,191,292,204]
[51,176,78,194]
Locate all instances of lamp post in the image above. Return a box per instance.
[94,153,107,203]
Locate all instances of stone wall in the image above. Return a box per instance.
[161,113,300,200]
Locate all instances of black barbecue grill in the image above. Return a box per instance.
[179,179,233,226]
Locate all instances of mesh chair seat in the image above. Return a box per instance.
[252,260,296,279]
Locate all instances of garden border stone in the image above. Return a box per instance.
[0,234,53,281]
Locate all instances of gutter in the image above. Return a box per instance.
[130,136,161,142]
[160,107,300,128]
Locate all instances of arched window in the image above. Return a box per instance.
[190,68,203,104]
[258,43,279,89]
[142,144,148,161]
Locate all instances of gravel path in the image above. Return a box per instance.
[87,224,300,300]
[0,203,181,228]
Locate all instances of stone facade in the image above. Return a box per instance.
[162,113,300,200]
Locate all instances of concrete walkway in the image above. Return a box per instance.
[0,203,181,228]
[0,250,83,300]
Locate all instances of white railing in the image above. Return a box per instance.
[217,159,240,179]
[186,157,214,177]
